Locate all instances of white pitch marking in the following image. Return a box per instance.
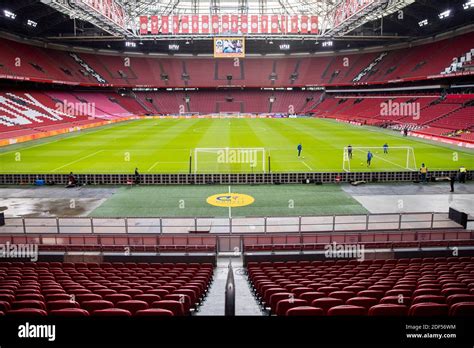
[302,161,313,171]
[147,161,160,172]
[353,148,414,171]
[51,150,104,172]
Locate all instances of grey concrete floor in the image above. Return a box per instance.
[196,257,263,316]
[1,182,473,218]
[342,182,474,216]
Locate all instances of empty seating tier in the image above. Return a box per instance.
[0,262,214,317]
[247,257,474,316]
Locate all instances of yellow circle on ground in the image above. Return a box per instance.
[206,193,255,207]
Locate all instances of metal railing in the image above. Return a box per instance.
[0,212,461,235]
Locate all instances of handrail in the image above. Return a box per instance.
[224,260,235,316]
[0,212,460,235]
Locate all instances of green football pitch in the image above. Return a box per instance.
[0,118,472,174]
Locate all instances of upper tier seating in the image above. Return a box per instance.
[0,262,213,316]
[0,31,472,87]
[248,257,474,316]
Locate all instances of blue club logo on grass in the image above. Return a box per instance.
[207,193,254,207]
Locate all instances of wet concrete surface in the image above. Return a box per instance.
[0,186,117,217]
[1,183,473,218]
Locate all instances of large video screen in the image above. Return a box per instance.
[214,37,245,58]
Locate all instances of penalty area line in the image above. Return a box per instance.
[302,161,313,171]
[51,150,104,172]
[147,161,160,172]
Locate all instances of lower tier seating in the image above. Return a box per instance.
[248,257,474,316]
[0,262,213,316]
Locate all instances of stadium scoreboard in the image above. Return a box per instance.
[214,37,245,58]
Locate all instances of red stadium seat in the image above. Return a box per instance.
[0,301,11,312]
[164,294,192,314]
[448,302,474,316]
[116,300,149,314]
[81,300,114,314]
[7,309,48,317]
[328,291,355,302]
[135,309,174,317]
[327,305,367,316]
[446,294,474,306]
[412,295,446,304]
[93,308,132,317]
[11,300,46,310]
[311,298,344,314]
[412,288,441,297]
[104,294,132,304]
[269,292,294,313]
[379,296,411,306]
[368,304,408,316]
[49,308,90,317]
[286,306,324,316]
[441,288,469,296]
[299,292,326,303]
[346,297,378,309]
[408,303,449,316]
[134,294,161,305]
[15,294,45,302]
[292,287,314,297]
[0,294,14,303]
[45,294,72,302]
[74,293,103,303]
[357,290,385,300]
[151,300,185,316]
[47,300,80,311]
[275,299,308,316]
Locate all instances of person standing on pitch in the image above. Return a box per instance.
[383,143,389,154]
[297,143,303,158]
[367,150,373,167]
[348,145,353,159]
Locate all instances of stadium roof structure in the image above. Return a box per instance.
[0,0,473,54]
[38,0,413,37]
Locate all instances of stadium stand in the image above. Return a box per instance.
[247,257,474,316]
[0,92,98,139]
[1,31,473,88]
[0,262,214,316]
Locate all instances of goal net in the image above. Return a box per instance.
[343,146,417,172]
[193,147,266,173]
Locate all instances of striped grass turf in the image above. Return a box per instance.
[0,118,473,174]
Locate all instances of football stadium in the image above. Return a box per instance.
[0,0,473,346]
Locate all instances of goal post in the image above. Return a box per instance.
[193,147,266,174]
[343,146,417,172]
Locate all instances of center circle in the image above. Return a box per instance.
[206,193,255,207]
